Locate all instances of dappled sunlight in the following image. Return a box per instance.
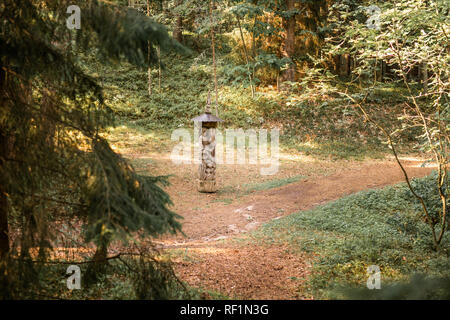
[3,0,447,302]
[386,155,439,168]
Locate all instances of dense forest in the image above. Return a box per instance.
[0,0,448,301]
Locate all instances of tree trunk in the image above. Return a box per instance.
[276,71,280,92]
[422,61,428,94]
[148,43,152,95]
[157,46,161,92]
[0,66,10,258]
[0,192,9,258]
[173,0,183,43]
[340,54,350,76]
[347,54,352,76]
[251,7,257,86]
[236,14,254,98]
[210,0,218,115]
[332,54,340,74]
[147,0,152,96]
[85,240,108,283]
[173,16,183,43]
[0,132,10,258]
[281,0,296,82]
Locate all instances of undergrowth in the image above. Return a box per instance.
[81,45,418,160]
[252,172,450,299]
[0,251,215,300]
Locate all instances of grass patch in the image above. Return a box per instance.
[252,172,450,299]
[217,175,306,200]
[243,175,306,193]
[283,138,386,160]
[212,198,234,205]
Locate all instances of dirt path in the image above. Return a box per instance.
[158,159,433,245]
[148,158,433,299]
[110,120,434,299]
[171,242,313,299]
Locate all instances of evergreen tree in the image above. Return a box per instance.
[0,0,185,290]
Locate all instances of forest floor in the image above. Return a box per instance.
[107,126,434,299]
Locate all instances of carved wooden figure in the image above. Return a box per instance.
[192,94,223,193]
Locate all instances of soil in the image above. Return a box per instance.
[160,159,433,244]
[119,142,433,299]
[172,242,313,300]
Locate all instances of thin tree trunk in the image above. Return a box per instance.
[251,12,257,87]
[341,54,350,76]
[347,54,351,76]
[173,16,183,43]
[251,15,256,59]
[422,61,428,94]
[173,0,183,43]
[0,135,10,258]
[0,160,10,295]
[332,54,340,74]
[281,0,296,82]
[374,59,377,84]
[0,65,10,258]
[147,0,152,96]
[236,14,254,98]
[276,71,280,92]
[0,189,9,258]
[148,43,152,95]
[210,0,218,115]
[157,46,161,92]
